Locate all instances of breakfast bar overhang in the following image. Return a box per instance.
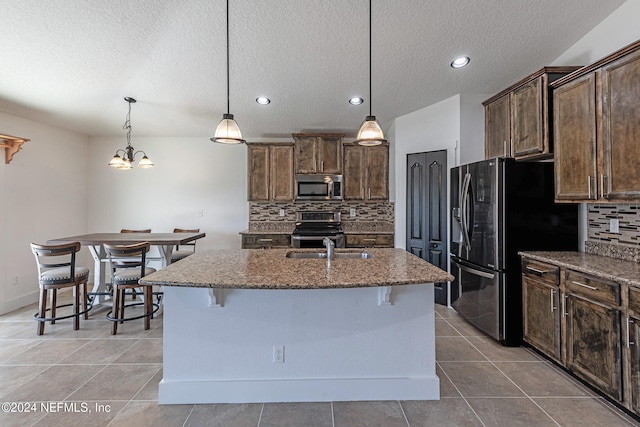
[140,248,453,404]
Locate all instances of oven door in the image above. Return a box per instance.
[291,234,345,248]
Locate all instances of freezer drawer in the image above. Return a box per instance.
[451,258,504,342]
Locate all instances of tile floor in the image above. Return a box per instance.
[0,293,639,427]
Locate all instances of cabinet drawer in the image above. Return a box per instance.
[345,234,393,248]
[522,258,559,286]
[242,234,291,249]
[629,286,640,314]
[565,270,620,306]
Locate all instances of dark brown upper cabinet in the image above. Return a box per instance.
[247,143,294,201]
[552,39,640,202]
[293,133,344,175]
[483,67,580,160]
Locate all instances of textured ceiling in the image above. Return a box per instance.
[0,0,625,140]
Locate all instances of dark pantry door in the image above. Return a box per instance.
[406,150,448,305]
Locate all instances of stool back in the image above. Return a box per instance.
[30,242,82,286]
[104,242,152,285]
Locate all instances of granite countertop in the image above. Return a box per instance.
[519,251,640,288]
[140,248,453,290]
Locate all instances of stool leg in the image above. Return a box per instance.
[50,289,57,324]
[111,285,120,335]
[37,287,47,335]
[82,281,89,320]
[119,288,126,324]
[73,284,80,331]
[144,286,151,330]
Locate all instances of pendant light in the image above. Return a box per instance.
[211,0,245,144]
[355,0,386,146]
[108,97,154,169]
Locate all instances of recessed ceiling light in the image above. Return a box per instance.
[256,97,270,105]
[451,56,470,68]
[349,97,364,105]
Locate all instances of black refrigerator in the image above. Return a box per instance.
[450,157,578,346]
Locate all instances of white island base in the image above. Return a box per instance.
[159,283,438,404]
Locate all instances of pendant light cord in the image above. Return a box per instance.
[226,0,230,115]
[368,0,372,117]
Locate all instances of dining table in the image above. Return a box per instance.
[47,232,206,304]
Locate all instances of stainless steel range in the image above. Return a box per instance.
[291,211,345,248]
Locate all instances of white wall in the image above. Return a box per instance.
[88,136,249,254]
[0,112,89,315]
[552,0,640,66]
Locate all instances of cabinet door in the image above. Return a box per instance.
[601,48,640,201]
[630,314,640,413]
[366,144,389,200]
[553,73,598,201]
[485,94,511,158]
[565,294,622,401]
[512,76,545,157]
[270,145,294,201]
[522,276,561,361]
[343,145,365,200]
[318,136,342,174]
[295,136,317,174]
[247,145,270,201]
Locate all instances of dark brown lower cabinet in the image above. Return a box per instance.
[565,292,623,402]
[630,315,640,413]
[523,275,561,362]
[242,234,291,249]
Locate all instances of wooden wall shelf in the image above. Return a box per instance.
[0,134,29,164]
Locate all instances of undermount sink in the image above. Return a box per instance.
[286,251,373,259]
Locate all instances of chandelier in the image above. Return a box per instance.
[108,97,154,170]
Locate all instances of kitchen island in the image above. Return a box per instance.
[140,248,453,404]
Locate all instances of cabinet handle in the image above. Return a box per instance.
[572,280,597,291]
[321,161,324,171]
[510,139,514,157]
[587,176,592,199]
[258,238,273,242]
[601,174,609,199]
[629,318,635,348]
[363,238,377,242]
[368,188,371,199]
[503,141,507,157]
[562,293,567,317]
[526,266,549,274]
[550,289,556,312]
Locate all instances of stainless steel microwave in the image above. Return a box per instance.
[295,175,342,200]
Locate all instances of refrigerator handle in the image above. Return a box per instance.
[458,263,495,280]
[460,173,470,251]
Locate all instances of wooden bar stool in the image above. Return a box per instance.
[30,242,91,335]
[171,228,200,263]
[104,242,159,335]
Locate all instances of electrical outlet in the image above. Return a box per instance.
[273,345,284,363]
[350,208,356,217]
[279,209,285,217]
[610,218,620,233]
[198,209,204,217]
[12,275,19,285]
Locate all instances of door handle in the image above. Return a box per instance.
[572,280,597,291]
[601,174,609,199]
[550,289,557,312]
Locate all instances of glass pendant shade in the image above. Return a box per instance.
[212,113,245,144]
[355,115,386,146]
[108,153,124,168]
[118,158,133,170]
[138,155,154,168]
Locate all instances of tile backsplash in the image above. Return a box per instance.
[586,204,640,261]
[248,201,394,232]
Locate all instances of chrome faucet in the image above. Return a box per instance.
[323,237,335,260]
